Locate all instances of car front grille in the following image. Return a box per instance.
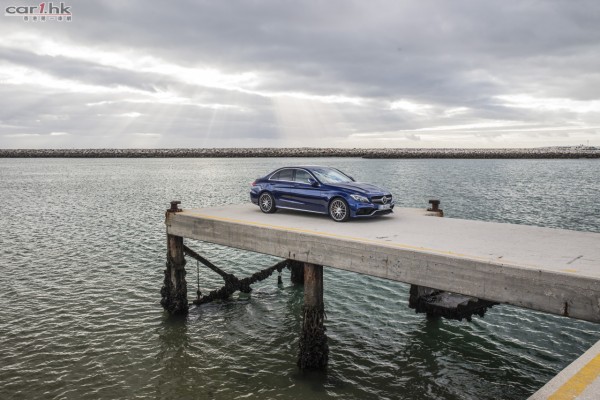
[371,195,393,204]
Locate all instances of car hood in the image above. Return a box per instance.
[331,182,389,195]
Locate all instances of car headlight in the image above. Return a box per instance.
[350,194,369,203]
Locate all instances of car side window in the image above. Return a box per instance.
[294,169,312,184]
[271,168,293,181]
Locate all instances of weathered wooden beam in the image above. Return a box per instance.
[183,244,287,305]
[298,263,328,369]
[409,285,497,321]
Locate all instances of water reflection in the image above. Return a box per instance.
[154,315,196,399]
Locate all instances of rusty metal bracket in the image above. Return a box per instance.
[168,200,182,213]
[427,199,441,212]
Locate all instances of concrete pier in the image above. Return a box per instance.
[530,339,600,399]
[165,203,600,323]
[163,201,600,391]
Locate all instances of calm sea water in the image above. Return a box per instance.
[0,158,599,400]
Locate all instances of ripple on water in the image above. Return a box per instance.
[1,158,599,400]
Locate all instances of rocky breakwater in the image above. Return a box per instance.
[361,146,600,159]
[1,147,599,158]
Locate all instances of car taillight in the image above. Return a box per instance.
[251,181,257,186]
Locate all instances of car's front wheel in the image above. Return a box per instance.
[259,192,277,213]
[329,198,350,222]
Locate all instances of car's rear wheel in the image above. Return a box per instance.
[259,192,277,213]
[329,198,350,222]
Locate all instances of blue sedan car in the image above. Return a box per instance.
[250,166,394,222]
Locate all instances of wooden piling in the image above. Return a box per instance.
[161,202,188,315]
[298,263,328,369]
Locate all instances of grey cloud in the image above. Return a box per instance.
[1,0,600,147]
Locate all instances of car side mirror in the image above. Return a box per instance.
[308,178,319,187]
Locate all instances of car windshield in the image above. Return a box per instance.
[311,168,353,184]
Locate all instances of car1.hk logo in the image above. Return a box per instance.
[5,2,72,22]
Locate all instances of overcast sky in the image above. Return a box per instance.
[1,1,599,148]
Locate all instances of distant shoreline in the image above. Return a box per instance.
[1,147,599,159]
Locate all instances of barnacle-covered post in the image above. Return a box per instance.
[298,262,328,369]
[161,201,188,315]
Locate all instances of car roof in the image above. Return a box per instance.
[275,165,332,170]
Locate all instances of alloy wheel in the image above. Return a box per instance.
[330,199,348,222]
[259,193,275,213]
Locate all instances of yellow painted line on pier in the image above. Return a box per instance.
[549,353,600,399]
[183,211,549,272]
